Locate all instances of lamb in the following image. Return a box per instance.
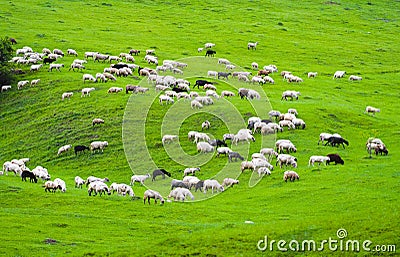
[326,154,344,165]
[228,152,245,162]
[263,76,275,84]
[204,84,217,91]
[30,79,40,86]
[90,141,109,153]
[216,147,233,157]
[81,87,95,97]
[92,118,104,126]
[152,169,171,181]
[283,171,299,182]
[364,106,380,115]
[222,178,239,187]
[48,63,64,72]
[103,72,117,81]
[74,176,85,188]
[30,64,43,72]
[159,95,174,105]
[187,131,198,141]
[116,184,135,197]
[183,167,200,176]
[276,154,297,168]
[265,122,283,133]
[220,90,235,97]
[145,49,156,55]
[67,49,78,56]
[287,108,298,116]
[17,80,30,90]
[107,87,123,93]
[248,42,258,50]
[1,85,11,92]
[308,156,331,166]
[349,75,362,81]
[162,135,178,144]
[251,62,259,69]
[251,76,265,85]
[268,110,281,120]
[57,144,72,155]
[308,72,318,78]
[143,189,165,205]
[131,174,151,185]
[197,142,214,153]
[85,176,109,185]
[281,90,300,101]
[44,181,62,193]
[168,187,194,202]
[238,74,250,82]
[202,120,211,130]
[54,178,67,192]
[191,99,203,109]
[62,92,73,100]
[203,179,224,194]
[333,71,346,79]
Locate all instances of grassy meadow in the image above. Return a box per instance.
[0,0,399,256]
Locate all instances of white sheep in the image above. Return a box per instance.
[74,176,85,188]
[82,74,96,83]
[265,122,283,133]
[318,133,342,145]
[251,62,259,69]
[96,73,107,83]
[143,189,165,205]
[204,84,217,91]
[283,171,299,182]
[218,58,230,65]
[195,96,214,105]
[264,76,274,84]
[107,87,123,93]
[349,75,362,81]
[48,63,64,72]
[278,120,295,130]
[62,92,73,100]
[176,92,190,100]
[333,71,346,79]
[183,167,200,177]
[3,162,22,176]
[67,49,78,56]
[276,154,297,168]
[92,118,104,126]
[86,176,109,185]
[162,135,178,144]
[241,161,255,172]
[87,181,111,196]
[90,141,108,153]
[232,129,255,145]
[238,74,250,82]
[17,80,30,90]
[268,110,281,119]
[30,79,40,86]
[53,49,64,56]
[44,181,62,193]
[57,144,72,155]
[260,148,279,160]
[252,158,274,171]
[365,106,380,115]
[182,176,201,190]
[205,43,215,48]
[222,178,239,187]
[279,113,296,121]
[257,167,271,177]
[206,90,219,99]
[30,64,43,72]
[54,178,67,192]
[1,85,11,92]
[220,90,235,97]
[32,166,51,181]
[203,179,224,194]
[191,99,203,109]
[308,156,330,166]
[207,70,218,78]
[187,131,198,141]
[159,95,174,105]
[292,118,306,129]
[216,147,232,157]
[281,90,300,100]
[308,72,317,78]
[247,42,258,50]
[251,76,265,84]
[69,62,85,71]
[131,174,151,185]
[247,89,260,100]
[202,120,211,130]
[168,187,194,202]
[155,85,171,91]
[81,87,95,97]
[194,132,211,143]
[196,142,214,153]
[198,47,204,52]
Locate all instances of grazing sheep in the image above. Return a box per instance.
[191,99,203,109]
[207,70,218,78]
[279,120,295,130]
[21,170,37,183]
[223,133,235,141]
[130,174,151,185]
[283,171,299,182]
[92,118,104,126]
[82,74,96,83]
[1,85,11,92]
[365,106,380,116]
[30,79,40,86]
[202,120,211,130]
[107,87,123,93]
[197,142,214,153]
[308,72,318,78]
[48,63,64,72]
[32,166,51,181]
[85,176,109,185]
[318,133,340,145]
[162,135,178,144]
[252,158,274,171]
[260,148,279,160]
[54,178,67,192]
[251,76,265,85]
[349,75,362,81]
[281,90,300,101]
[247,89,260,100]
[57,144,72,155]
[187,131,198,141]
[292,118,306,129]
[198,47,204,52]
[251,62,259,69]
[194,132,211,143]
[159,95,174,105]
[222,178,239,187]
[227,152,245,162]
[241,161,255,172]
[67,49,78,56]
[17,80,30,90]
[183,167,200,177]
[171,179,190,190]
[69,62,85,71]
[325,137,349,149]
[143,189,165,205]
[152,169,171,181]
[44,181,62,193]
[74,145,90,155]
[88,181,111,196]
[220,90,235,97]
[256,167,271,177]
[168,188,194,202]
[248,42,258,50]
[333,71,346,79]
[232,129,255,145]
[216,147,233,157]
[53,49,64,56]
[276,154,297,168]
[75,176,85,188]
[81,87,95,97]
[96,73,107,83]
[30,64,43,72]
[308,156,330,166]
[326,154,344,165]
[204,84,217,91]
[203,179,224,194]
[205,43,215,48]
[90,141,109,153]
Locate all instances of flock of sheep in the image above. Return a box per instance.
[0,41,388,204]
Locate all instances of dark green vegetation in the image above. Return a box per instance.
[1,0,399,256]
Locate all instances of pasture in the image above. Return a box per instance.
[0,0,399,256]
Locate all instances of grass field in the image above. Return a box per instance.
[1,0,399,256]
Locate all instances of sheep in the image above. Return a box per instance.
[129,49,140,55]
[61,92,73,100]
[238,74,250,82]
[172,68,183,75]
[109,55,122,63]
[263,76,275,84]
[17,80,30,90]
[152,169,171,181]
[365,106,380,115]
[326,154,344,165]
[276,154,298,168]
[232,129,255,145]
[222,178,239,187]
[275,139,293,149]
[95,73,107,83]
[204,84,217,91]
[30,79,40,86]
[279,120,295,130]
[44,181,62,193]
[87,181,111,196]
[349,75,362,81]
[251,76,265,85]
[223,133,235,141]
[220,90,235,97]
[238,88,249,99]
[241,161,255,172]
[198,47,204,52]
[207,70,218,78]
[103,72,117,81]
[325,137,349,148]
[264,65,278,73]
[168,187,194,202]
[251,62,259,69]
[117,184,135,197]
[75,176,85,188]
[155,85,171,91]
[279,113,296,121]
[248,42,258,50]
[203,179,224,194]
[246,89,261,100]
[143,189,165,205]
[265,122,283,133]
[194,132,211,143]
[1,85,11,92]
[85,176,109,185]
[54,178,67,192]
[283,171,299,182]
[252,158,274,171]
[94,53,109,62]
[57,144,72,155]
[107,87,123,93]
[292,118,306,129]
[53,49,64,56]
[197,142,214,153]
[30,64,43,72]
[281,90,300,101]
[183,167,200,176]
[3,162,22,176]
[131,174,151,185]
[146,49,155,55]
[125,55,135,63]
[21,170,37,183]
[202,120,211,130]
[159,95,174,105]
[251,153,266,160]
[48,63,64,72]
[308,72,318,78]
[260,148,279,160]
[90,141,109,153]
[191,99,203,109]
[205,43,215,48]
[216,147,233,157]
[81,87,95,97]
[333,71,346,79]
[187,131,198,141]
[206,90,219,99]
[287,108,298,116]
[69,62,85,71]
[268,110,281,120]
[83,74,96,83]
[67,49,78,56]
[257,167,272,177]
[318,133,341,145]
[92,118,104,126]
[308,156,331,166]
[170,179,189,190]
[162,135,178,144]
[32,166,51,181]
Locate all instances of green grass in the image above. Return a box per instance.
[1,0,399,256]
